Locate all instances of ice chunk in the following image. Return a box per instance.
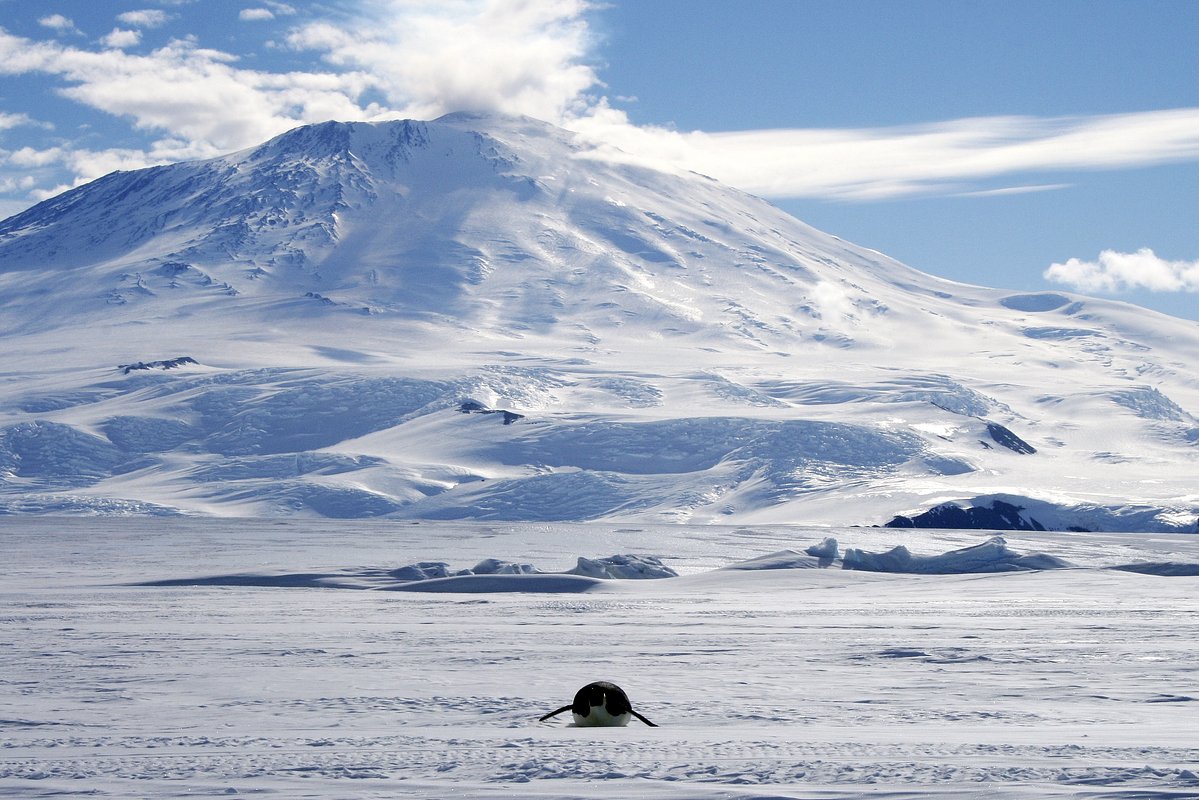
[805,537,840,560]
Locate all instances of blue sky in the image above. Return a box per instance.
[2,0,1198,319]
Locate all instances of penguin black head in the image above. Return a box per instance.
[538,681,658,727]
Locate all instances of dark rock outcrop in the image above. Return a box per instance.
[459,399,524,425]
[886,499,1046,531]
[985,422,1036,454]
[119,356,198,374]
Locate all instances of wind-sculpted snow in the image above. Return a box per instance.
[0,421,138,488]
[103,370,450,457]
[713,537,1076,575]
[841,536,1072,574]
[102,416,200,453]
[502,417,926,475]
[1106,386,1193,422]
[567,553,677,579]
[757,374,1003,417]
[197,376,449,456]
[382,415,965,521]
[408,470,661,521]
[187,453,387,482]
[224,482,408,518]
[0,494,183,515]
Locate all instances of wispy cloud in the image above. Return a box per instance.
[1045,249,1199,294]
[569,109,1199,200]
[953,184,1072,198]
[240,9,277,22]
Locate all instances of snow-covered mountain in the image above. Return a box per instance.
[1,112,1196,530]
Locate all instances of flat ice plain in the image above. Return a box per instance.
[3,518,1198,799]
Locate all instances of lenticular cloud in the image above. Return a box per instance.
[1044,248,1199,293]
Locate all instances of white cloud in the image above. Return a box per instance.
[0,111,40,131]
[264,1,297,14]
[117,10,170,28]
[567,108,1199,200]
[38,14,79,33]
[8,146,66,168]
[286,0,598,123]
[101,28,143,49]
[0,29,387,156]
[1044,249,1199,294]
[240,9,276,21]
[0,175,36,192]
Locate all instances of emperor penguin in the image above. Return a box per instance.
[538,681,658,727]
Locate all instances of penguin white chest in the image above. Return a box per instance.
[573,707,631,727]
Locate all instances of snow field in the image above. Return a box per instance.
[2,518,1198,798]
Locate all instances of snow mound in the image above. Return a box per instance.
[389,561,455,581]
[758,374,1001,417]
[467,558,541,575]
[843,536,1072,574]
[386,553,675,585]
[566,554,677,579]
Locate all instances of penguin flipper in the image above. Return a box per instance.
[631,710,658,727]
[538,704,574,722]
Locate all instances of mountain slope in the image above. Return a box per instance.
[1,112,1197,529]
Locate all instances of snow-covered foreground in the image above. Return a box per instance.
[3,518,1198,799]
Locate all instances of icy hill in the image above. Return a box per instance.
[1,112,1197,529]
